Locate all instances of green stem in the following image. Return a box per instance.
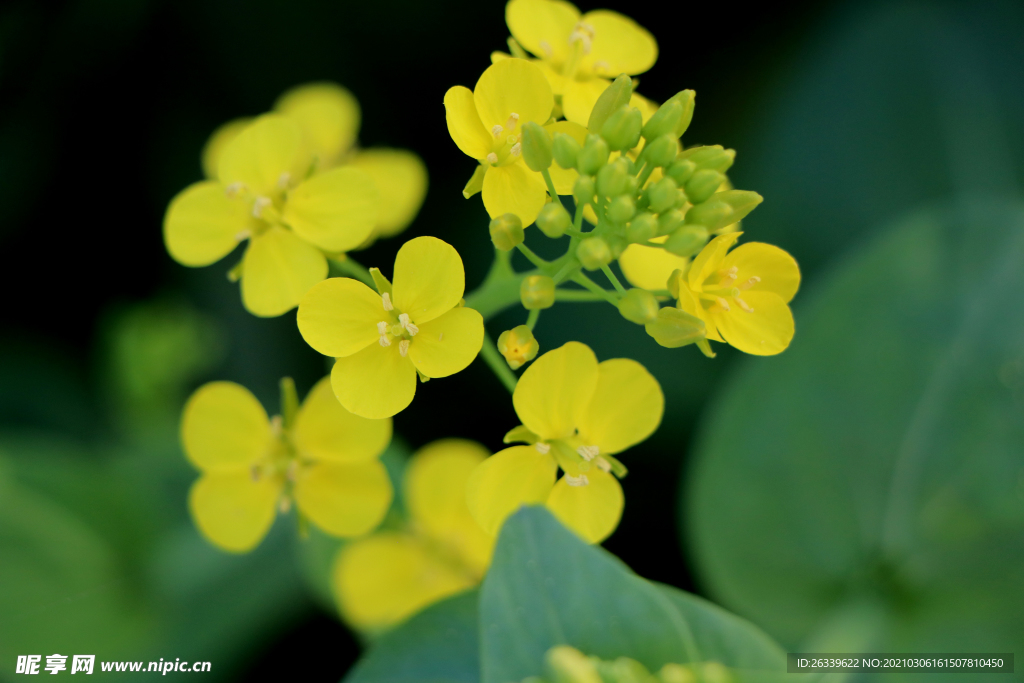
[463,249,526,320]
[327,255,374,287]
[573,200,585,232]
[564,227,588,238]
[541,169,560,202]
[526,308,540,330]
[552,258,579,285]
[554,288,608,302]
[571,273,620,305]
[479,332,518,393]
[601,265,627,294]
[516,242,550,269]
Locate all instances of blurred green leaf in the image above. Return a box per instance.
[480,507,786,683]
[687,201,1024,657]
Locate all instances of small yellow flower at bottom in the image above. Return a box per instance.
[181,378,393,552]
[333,439,494,631]
[297,236,484,419]
[466,341,664,544]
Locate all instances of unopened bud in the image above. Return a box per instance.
[489,213,524,251]
[666,158,696,186]
[641,99,683,141]
[666,268,684,297]
[600,105,643,151]
[573,175,596,205]
[606,234,627,259]
[521,122,553,172]
[645,306,705,348]
[520,275,556,310]
[596,157,630,197]
[626,212,657,242]
[664,224,708,257]
[587,74,633,135]
[645,176,679,213]
[608,658,653,683]
[678,144,735,173]
[658,663,697,683]
[546,646,602,683]
[657,208,684,235]
[684,190,762,232]
[606,195,635,224]
[577,134,610,175]
[577,237,612,270]
[685,169,726,204]
[552,132,582,169]
[643,134,679,168]
[536,202,572,238]
[618,289,660,324]
[664,89,695,137]
[497,325,539,370]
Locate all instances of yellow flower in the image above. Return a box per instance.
[618,235,689,291]
[333,439,495,631]
[676,232,800,356]
[164,114,379,317]
[446,58,588,227]
[181,378,393,553]
[297,236,485,419]
[466,342,663,544]
[505,0,658,125]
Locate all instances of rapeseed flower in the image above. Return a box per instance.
[181,378,393,553]
[297,236,484,419]
[466,341,663,543]
[676,232,800,355]
[333,439,494,631]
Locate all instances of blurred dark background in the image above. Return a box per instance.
[2,0,1023,680]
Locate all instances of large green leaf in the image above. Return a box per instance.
[687,201,1024,660]
[480,507,788,683]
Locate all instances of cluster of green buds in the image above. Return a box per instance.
[521,646,734,683]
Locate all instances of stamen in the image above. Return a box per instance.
[225,181,245,197]
[486,152,499,165]
[382,292,394,311]
[738,276,761,291]
[379,335,391,347]
[377,322,391,347]
[235,229,252,241]
[716,297,731,311]
[535,442,551,454]
[277,171,291,189]
[510,142,522,157]
[505,112,520,130]
[398,340,410,357]
[252,196,272,218]
[565,473,589,487]
[577,444,600,461]
[593,60,610,72]
[539,40,553,57]
[735,296,755,313]
[279,496,292,513]
[492,124,504,138]
[398,313,419,336]
[595,457,612,473]
[270,415,283,436]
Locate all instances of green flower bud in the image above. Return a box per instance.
[573,175,596,205]
[624,175,640,197]
[536,201,572,238]
[678,144,735,173]
[641,99,683,141]
[546,646,602,683]
[626,212,657,242]
[685,169,725,204]
[697,663,731,683]
[643,134,679,168]
[606,195,635,224]
[520,274,556,310]
[552,132,582,169]
[684,189,763,231]
[577,134,610,175]
[497,325,539,370]
[666,268,684,297]
[520,121,553,172]
[488,213,524,251]
[600,105,643,152]
[606,234,627,259]
[665,89,696,137]
[666,158,696,186]
[645,306,705,348]
[596,157,630,197]
[577,236,612,270]
[587,74,633,135]
[645,176,679,213]
[618,288,660,324]
[664,224,709,257]
[657,664,697,683]
[657,208,684,235]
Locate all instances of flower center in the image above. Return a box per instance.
[375,294,418,355]
[698,266,760,313]
[223,171,298,239]
[486,113,523,167]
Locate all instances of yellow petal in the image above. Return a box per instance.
[481,162,549,226]
[201,117,251,180]
[721,242,801,303]
[506,0,580,64]
[274,82,360,164]
[561,77,611,126]
[545,120,587,193]
[283,166,378,252]
[392,236,465,325]
[473,58,553,130]
[577,359,663,455]
[297,277,383,358]
[349,148,428,238]
[688,231,742,290]
[545,467,623,544]
[444,86,492,160]
[513,341,599,441]
[580,10,658,76]
[333,532,476,630]
[241,226,327,317]
[189,471,281,553]
[218,114,309,196]
[677,283,723,343]
[331,341,417,419]
[618,237,689,290]
[466,446,557,536]
[713,290,794,356]
[163,181,249,267]
[293,376,392,463]
[181,381,272,471]
[535,59,569,96]
[294,460,393,537]
[407,307,484,379]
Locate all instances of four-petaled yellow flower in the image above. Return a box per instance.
[466,341,663,544]
[505,0,658,125]
[297,236,485,419]
[164,114,379,317]
[676,232,800,356]
[333,439,495,632]
[445,58,586,227]
[181,378,393,553]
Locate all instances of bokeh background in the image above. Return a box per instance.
[2,0,1023,680]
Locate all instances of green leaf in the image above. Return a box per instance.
[480,507,786,683]
[687,201,1024,655]
[345,590,480,683]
